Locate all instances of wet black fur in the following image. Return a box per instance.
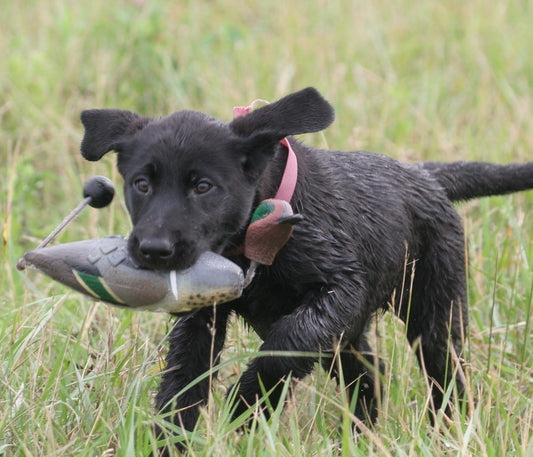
[80,88,533,452]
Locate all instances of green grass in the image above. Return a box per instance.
[1,0,532,455]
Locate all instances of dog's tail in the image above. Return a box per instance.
[420,161,533,202]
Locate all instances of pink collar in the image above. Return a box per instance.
[233,103,297,202]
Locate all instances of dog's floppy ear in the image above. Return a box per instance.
[229,87,335,142]
[80,109,150,161]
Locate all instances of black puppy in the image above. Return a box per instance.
[80,88,533,448]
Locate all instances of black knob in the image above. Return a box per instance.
[83,175,115,208]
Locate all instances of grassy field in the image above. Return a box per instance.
[1,0,533,455]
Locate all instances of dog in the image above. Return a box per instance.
[80,87,533,451]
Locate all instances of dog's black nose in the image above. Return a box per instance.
[138,238,174,260]
[129,233,197,271]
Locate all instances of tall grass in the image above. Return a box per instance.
[1,0,532,455]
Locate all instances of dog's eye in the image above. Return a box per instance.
[134,178,151,194]
[195,180,212,194]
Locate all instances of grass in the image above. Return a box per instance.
[1,0,532,455]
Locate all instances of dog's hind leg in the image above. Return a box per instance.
[321,333,384,425]
[399,231,468,416]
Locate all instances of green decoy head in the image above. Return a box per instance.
[244,199,303,265]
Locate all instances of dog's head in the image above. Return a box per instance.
[80,87,334,271]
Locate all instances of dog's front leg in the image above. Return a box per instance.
[231,285,370,421]
[155,306,231,449]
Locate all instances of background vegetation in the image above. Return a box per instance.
[1,0,532,455]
